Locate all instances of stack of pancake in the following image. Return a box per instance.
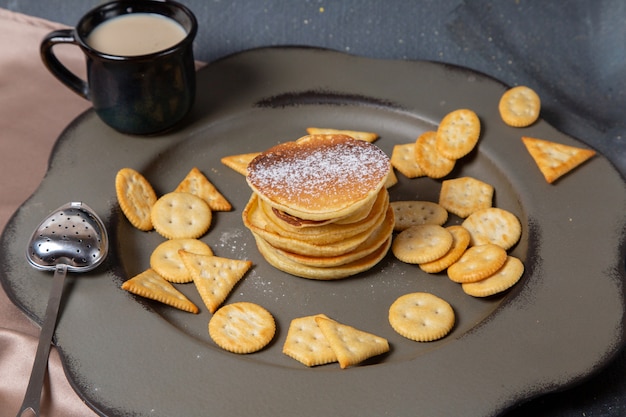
[243,134,394,280]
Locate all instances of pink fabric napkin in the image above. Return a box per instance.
[0,8,97,417]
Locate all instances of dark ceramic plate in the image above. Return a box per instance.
[2,47,625,417]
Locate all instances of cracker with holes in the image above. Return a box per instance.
[462,256,525,297]
[220,152,260,176]
[392,224,453,264]
[390,143,425,178]
[115,167,157,231]
[151,192,212,239]
[150,238,213,283]
[209,302,276,354]
[388,292,455,342]
[175,167,232,211]
[436,109,481,160]
[439,176,494,218]
[306,127,379,143]
[521,136,596,184]
[315,316,389,369]
[390,201,448,231]
[414,131,456,179]
[447,243,507,283]
[282,314,338,367]
[179,251,252,313]
[121,269,199,313]
[462,207,521,250]
[419,225,471,274]
[499,86,541,127]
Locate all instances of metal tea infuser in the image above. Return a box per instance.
[16,202,108,417]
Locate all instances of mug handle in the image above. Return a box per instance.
[40,29,89,100]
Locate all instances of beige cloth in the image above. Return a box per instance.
[0,8,97,417]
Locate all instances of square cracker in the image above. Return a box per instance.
[439,176,494,218]
[390,200,448,231]
[315,316,389,369]
[175,167,232,211]
[521,136,595,183]
[282,314,338,366]
[390,143,425,178]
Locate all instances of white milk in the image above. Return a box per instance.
[87,13,187,56]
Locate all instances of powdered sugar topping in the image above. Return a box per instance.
[247,136,389,211]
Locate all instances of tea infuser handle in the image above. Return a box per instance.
[16,264,68,417]
[39,29,89,100]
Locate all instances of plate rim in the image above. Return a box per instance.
[2,46,625,417]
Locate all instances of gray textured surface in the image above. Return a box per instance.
[2,1,625,416]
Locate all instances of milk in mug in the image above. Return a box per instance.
[87,13,187,56]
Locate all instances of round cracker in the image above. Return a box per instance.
[150,238,213,283]
[436,109,481,160]
[414,131,456,179]
[419,225,471,274]
[151,192,212,239]
[498,85,541,127]
[462,256,525,297]
[209,302,276,354]
[392,224,453,264]
[388,292,455,342]
[462,207,522,250]
[447,243,507,283]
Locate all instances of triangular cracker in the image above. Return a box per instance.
[315,316,389,369]
[384,168,398,188]
[220,152,260,176]
[175,167,232,211]
[282,314,338,367]
[179,251,252,313]
[521,136,595,183]
[121,269,199,313]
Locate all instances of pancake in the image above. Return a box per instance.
[253,233,393,280]
[267,205,395,268]
[259,188,389,243]
[270,209,337,228]
[242,193,386,256]
[269,185,383,229]
[246,134,390,221]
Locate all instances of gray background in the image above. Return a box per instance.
[2,1,625,416]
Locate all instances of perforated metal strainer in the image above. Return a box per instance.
[17,202,108,417]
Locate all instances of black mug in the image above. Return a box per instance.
[40,0,198,135]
